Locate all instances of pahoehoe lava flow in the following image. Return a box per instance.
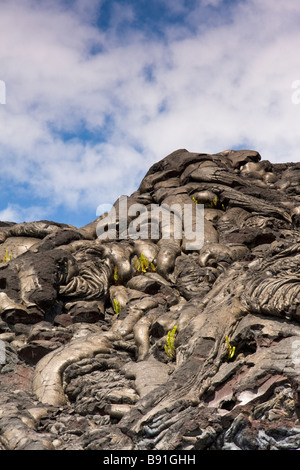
[0,148,300,450]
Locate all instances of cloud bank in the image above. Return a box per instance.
[0,0,300,227]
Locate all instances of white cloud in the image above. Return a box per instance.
[1,0,300,226]
[0,203,47,223]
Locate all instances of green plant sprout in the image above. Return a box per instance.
[135,253,148,272]
[134,253,156,273]
[225,335,236,361]
[207,196,226,211]
[113,298,122,316]
[1,250,12,263]
[207,196,218,208]
[192,197,198,204]
[164,325,178,359]
[113,265,119,282]
[150,262,156,272]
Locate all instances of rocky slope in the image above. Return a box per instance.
[0,148,300,450]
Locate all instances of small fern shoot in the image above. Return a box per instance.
[164,325,177,359]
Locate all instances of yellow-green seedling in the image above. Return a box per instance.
[113,265,119,282]
[164,325,178,359]
[137,253,149,272]
[225,335,236,361]
[207,196,218,208]
[207,196,226,211]
[113,298,122,316]
[1,250,12,263]
[192,197,198,204]
[150,262,156,272]
[134,253,156,273]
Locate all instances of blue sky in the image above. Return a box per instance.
[1,0,300,228]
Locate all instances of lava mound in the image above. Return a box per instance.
[0,148,300,450]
